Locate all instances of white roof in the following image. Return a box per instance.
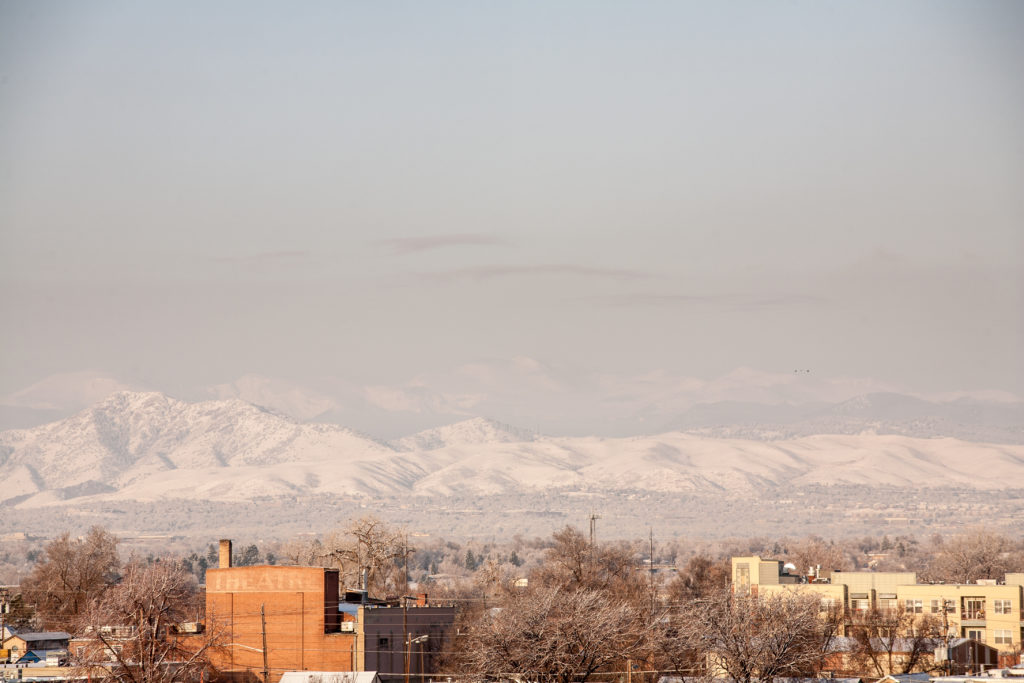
[279,672,381,683]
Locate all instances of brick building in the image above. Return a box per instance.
[207,541,355,681]
[206,541,455,683]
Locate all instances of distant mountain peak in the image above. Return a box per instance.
[94,390,178,408]
[0,392,396,505]
[391,416,535,451]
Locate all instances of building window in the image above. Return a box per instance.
[377,637,389,651]
[931,599,943,614]
[76,647,85,658]
[994,599,1012,615]
[820,598,836,610]
[905,599,923,614]
[853,599,870,612]
[735,564,750,593]
[963,597,985,620]
[994,630,1012,646]
[965,629,985,643]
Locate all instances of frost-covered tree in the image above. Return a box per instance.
[461,585,653,683]
[678,589,836,683]
[21,527,121,629]
[321,516,411,597]
[75,560,221,683]
[927,529,1021,583]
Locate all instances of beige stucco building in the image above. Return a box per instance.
[731,556,1024,653]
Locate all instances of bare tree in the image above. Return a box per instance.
[679,588,832,683]
[926,529,1019,583]
[849,607,942,676]
[460,585,653,683]
[786,536,852,576]
[277,537,324,567]
[75,560,221,683]
[652,599,705,679]
[321,516,411,597]
[532,526,647,600]
[21,527,121,629]
[666,555,730,602]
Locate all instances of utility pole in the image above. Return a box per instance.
[260,604,269,683]
[589,513,600,547]
[943,601,953,676]
[0,587,9,663]
[649,528,656,616]
[403,534,410,596]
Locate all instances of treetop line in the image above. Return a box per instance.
[2,519,1022,683]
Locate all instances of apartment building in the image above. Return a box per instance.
[731,557,1024,653]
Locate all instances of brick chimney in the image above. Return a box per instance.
[219,539,232,568]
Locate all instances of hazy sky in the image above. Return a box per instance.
[1,1,1022,435]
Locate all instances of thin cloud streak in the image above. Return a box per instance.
[591,293,828,310]
[419,264,648,283]
[726,294,829,311]
[375,233,509,255]
[213,251,311,264]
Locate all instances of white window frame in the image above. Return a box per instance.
[993,629,1012,646]
[965,628,985,643]
[963,597,985,619]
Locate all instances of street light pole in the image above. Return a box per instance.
[405,635,428,683]
[261,604,270,683]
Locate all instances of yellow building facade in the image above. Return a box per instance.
[731,556,1024,652]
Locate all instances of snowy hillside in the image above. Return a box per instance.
[391,417,536,451]
[0,392,395,504]
[1,392,1023,508]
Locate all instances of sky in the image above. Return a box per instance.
[1,1,1022,437]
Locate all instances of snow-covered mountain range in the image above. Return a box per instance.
[1,391,1022,508]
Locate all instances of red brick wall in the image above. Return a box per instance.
[206,566,355,682]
